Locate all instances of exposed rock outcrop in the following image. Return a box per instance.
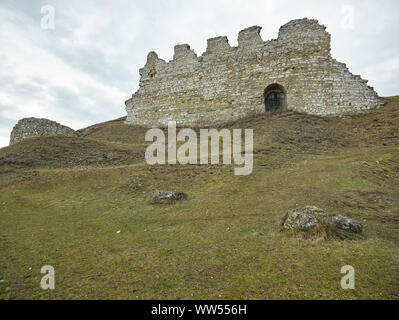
[283,205,362,233]
[150,190,187,204]
[283,205,331,230]
[333,215,363,233]
[9,117,78,145]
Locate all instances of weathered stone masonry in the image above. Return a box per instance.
[125,18,385,127]
[10,118,77,145]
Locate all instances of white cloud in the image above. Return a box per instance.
[0,3,129,144]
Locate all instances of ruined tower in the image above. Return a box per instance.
[125,18,384,127]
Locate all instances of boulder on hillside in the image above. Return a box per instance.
[283,205,362,234]
[283,205,331,231]
[150,190,187,204]
[333,215,363,233]
[10,117,78,145]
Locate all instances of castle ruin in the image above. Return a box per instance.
[125,18,384,127]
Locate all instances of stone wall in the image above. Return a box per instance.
[10,117,77,145]
[125,18,385,127]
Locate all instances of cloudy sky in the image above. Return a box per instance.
[0,0,398,147]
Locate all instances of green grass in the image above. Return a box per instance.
[0,98,398,299]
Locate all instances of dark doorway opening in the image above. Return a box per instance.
[264,84,286,112]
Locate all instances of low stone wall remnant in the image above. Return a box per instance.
[10,117,77,145]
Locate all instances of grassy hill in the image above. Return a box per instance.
[0,97,398,299]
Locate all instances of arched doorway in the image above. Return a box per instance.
[264,84,286,112]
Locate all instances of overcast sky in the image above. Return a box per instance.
[0,0,398,147]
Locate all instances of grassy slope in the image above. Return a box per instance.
[0,97,398,299]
